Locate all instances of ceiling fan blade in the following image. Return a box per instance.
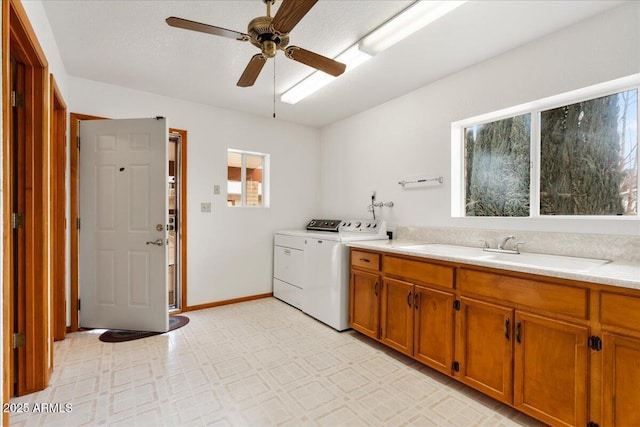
[237,54,268,87]
[271,0,318,34]
[166,17,249,41]
[285,46,346,77]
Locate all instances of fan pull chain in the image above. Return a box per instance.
[273,55,276,119]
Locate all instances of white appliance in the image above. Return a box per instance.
[273,219,388,331]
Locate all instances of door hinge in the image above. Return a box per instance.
[77,299,81,311]
[11,213,25,229]
[452,361,460,372]
[13,332,25,349]
[76,136,80,149]
[76,218,81,230]
[589,336,602,351]
[587,422,599,427]
[11,91,24,108]
[453,300,461,311]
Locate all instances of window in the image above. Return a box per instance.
[227,149,269,207]
[540,90,637,215]
[464,114,531,216]
[452,76,639,218]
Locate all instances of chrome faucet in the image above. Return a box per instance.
[498,235,515,250]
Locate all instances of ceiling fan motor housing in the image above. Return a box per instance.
[247,16,289,58]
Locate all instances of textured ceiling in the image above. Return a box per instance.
[41,0,626,128]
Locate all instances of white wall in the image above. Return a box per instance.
[68,77,321,306]
[20,0,68,92]
[319,2,640,237]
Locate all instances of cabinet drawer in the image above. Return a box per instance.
[384,256,454,289]
[600,292,640,333]
[351,250,380,271]
[457,269,588,319]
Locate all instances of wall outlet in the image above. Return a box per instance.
[201,202,211,213]
[213,184,220,195]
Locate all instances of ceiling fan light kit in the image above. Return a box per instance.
[167,0,466,106]
[166,0,346,88]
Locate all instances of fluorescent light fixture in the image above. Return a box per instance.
[281,45,372,104]
[359,1,466,55]
[280,0,465,104]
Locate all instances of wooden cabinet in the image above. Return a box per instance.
[414,285,454,375]
[457,268,589,425]
[349,268,380,339]
[457,297,513,404]
[599,291,640,427]
[380,277,414,356]
[513,311,588,427]
[601,333,640,427]
[348,247,640,427]
[349,250,455,371]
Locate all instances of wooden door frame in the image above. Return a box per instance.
[69,113,104,332]
[3,0,50,407]
[68,115,189,330]
[169,128,188,313]
[50,75,66,342]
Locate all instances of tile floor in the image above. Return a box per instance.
[10,298,544,426]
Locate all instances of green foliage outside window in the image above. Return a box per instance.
[462,88,638,217]
[540,90,637,215]
[465,115,531,216]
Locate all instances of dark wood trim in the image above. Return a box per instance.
[184,293,273,312]
[169,128,188,311]
[68,113,105,333]
[3,2,12,419]
[3,0,50,401]
[50,74,66,343]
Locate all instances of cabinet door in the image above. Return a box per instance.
[414,285,454,375]
[602,333,640,427]
[457,297,514,404]
[513,311,588,427]
[349,269,380,339]
[380,278,414,356]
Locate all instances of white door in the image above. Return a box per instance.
[79,118,169,332]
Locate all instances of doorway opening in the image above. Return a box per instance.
[168,132,182,311]
[68,116,189,331]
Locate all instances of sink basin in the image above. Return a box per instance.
[394,243,610,273]
[478,251,610,272]
[398,243,486,258]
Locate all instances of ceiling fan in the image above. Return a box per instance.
[166,0,346,87]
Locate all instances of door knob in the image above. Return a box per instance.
[146,238,164,246]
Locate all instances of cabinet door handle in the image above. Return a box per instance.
[516,321,522,344]
[407,291,412,307]
[359,258,370,263]
[504,318,510,340]
[414,293,418,309]
[374,281,378,296]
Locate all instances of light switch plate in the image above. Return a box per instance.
[201,202,211,213]
[213,184,220,195]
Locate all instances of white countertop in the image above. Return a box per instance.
[347,239,640,292]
